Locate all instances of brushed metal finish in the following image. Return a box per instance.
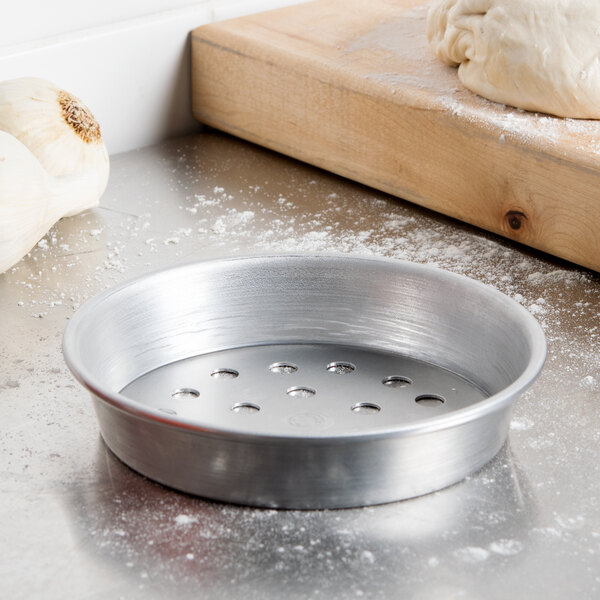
[120,343,487,431]
[63,255,546,508]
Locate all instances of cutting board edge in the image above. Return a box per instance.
[191,7,600,272]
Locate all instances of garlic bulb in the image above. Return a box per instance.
[0,77,109,216]
[0,77,109,273]
[0,131,100,273]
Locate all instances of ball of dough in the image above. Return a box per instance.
[427,0,600,119]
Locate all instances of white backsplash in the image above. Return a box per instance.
[0,0,306,154]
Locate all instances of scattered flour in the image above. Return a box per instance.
[528,303,547,316]
[555,515,586,530]
[174,514,199,526]
[359,550,376,565]
[454,546,490,563]
[489,539,523,556]
[579,375,599,391]
[510,417,534,432]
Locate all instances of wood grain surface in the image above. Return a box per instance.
[191,0,600,271]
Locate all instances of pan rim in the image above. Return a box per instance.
[62,253,547,442]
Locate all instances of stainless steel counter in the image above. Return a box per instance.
[1,130,599,599]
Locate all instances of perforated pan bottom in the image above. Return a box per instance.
[121,344,487,437]
[63,255,546,508]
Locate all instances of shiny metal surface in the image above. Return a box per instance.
[121,343,488,426]
[1,131,599,596]
[63,255,545,508]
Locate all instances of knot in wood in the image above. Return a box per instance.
[505,210,527,231]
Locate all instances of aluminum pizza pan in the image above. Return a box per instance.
[62,254,546,509]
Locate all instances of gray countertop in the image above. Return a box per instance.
[1,130,599,599]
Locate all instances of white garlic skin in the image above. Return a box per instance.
[0,77,109,216]
[0,131,99,273]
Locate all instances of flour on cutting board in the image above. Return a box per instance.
[345,3,600,154]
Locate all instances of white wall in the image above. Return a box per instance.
[0,0,306,154]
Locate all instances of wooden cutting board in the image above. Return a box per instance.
[191,0,600,271]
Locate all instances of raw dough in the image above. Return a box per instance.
[427,0,600,119]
